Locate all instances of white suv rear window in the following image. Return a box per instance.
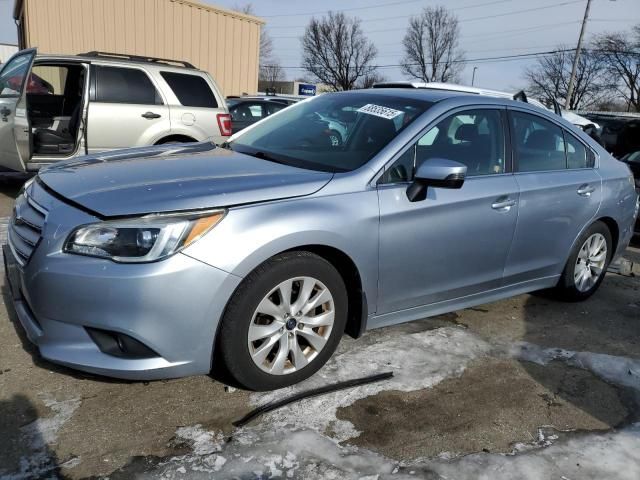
[160,72,218,108]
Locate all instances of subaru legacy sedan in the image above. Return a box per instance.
[4,90,638,390]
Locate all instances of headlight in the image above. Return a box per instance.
[64,210,225,263]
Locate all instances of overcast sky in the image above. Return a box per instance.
[1,0,637,91]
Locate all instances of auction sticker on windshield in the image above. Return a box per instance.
[357,104,404,120]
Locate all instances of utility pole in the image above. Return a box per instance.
[565,0,592,109]
[471,66,478,86]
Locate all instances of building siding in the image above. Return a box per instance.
[20,0,263,96]
[0,44,19,64]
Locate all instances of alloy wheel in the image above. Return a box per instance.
[247,276,335,375]
[573,233,607,292]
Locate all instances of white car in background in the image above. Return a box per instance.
[372,81,599,129]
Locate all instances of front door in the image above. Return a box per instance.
[0,49,36,171]
[377,107,519,315]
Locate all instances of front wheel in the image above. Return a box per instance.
[216,251,348,391]
[552,221,612,301]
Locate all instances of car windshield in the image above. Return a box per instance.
[227,92,432,172]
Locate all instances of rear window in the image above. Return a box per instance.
[160,72,218,108]
[95,66,162,105]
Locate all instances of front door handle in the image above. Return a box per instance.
[0,107,11,117]
[491,196,517,211]
[141,111,161,119]
[577,184,596,197]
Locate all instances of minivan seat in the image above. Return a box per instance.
[33,103,81,155]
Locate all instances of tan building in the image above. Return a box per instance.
[0,43,19,63]
[13,0,264,96]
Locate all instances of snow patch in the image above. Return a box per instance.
[174,425,224,456]
[144,428,410,480]
[512,342,640,391]
[427,423,640,480]
[249,327,491,441]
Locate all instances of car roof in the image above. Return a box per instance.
[345,87,486,103]
[34,52,201,72]
[373,81,516,98]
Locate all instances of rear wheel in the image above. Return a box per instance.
[216,251,347,391]
[552,221,612,301]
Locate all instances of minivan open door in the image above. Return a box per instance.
[0,48,36,172]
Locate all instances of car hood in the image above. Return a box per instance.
[38,143,333,217]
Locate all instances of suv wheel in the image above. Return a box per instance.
[553,221,612,301]
[216,251,347,391]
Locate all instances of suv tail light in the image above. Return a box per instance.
[217,113,232,137]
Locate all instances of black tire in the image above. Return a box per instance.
[216,251,348,391]
[552,221,612,302]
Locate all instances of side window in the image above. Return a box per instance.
[421,109,505,176]
[266,102,286,115]
[511,111,566,172]
[95,66,162,105]
[381,109,505,183]
[248,104,264,118]
[230,102,264,121]
[565,132,593,169]
[29,65,68,95]
[381,145,415,183]
[0,53,34,97]
[160,72,218,108]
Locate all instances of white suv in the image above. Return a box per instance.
[0,49,231,172]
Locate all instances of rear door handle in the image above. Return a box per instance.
[141,111,161,119]
[577,184,596,197]
[491,196,517,211]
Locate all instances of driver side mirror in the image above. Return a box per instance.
[406,158,467,202]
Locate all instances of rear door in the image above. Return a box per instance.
[503,109,602,284]
[87,65,170,153]
[0,49,36,171]
[159,71,226,143]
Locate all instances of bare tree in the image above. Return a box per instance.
[358,72,387,89]
[259,64,284,87]
[524,47,611,110]
[301,12,377,91]
[235,3,274,66]
[400,6,465,83]
[592,25,640,111]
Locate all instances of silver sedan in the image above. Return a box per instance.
[4,89,638,390]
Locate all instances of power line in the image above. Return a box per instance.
[259,0,510,19]
[266,47,638,70]
[273,20,583,52]
[266,0,513,28]
[262,48,577,70]
[269,0,585,38]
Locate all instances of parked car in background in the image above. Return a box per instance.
[372,82,598,130]
[620,150,640,235]
[5,89,637,390]
[0,49,230,172]
[579,112,640,159]
[226,96,297,133]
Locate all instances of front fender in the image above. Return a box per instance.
[182,190,380,314]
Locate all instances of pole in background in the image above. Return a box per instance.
[471,66,478,86]
[565,0,592,109]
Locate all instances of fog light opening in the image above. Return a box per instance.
[86,327,159,359]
